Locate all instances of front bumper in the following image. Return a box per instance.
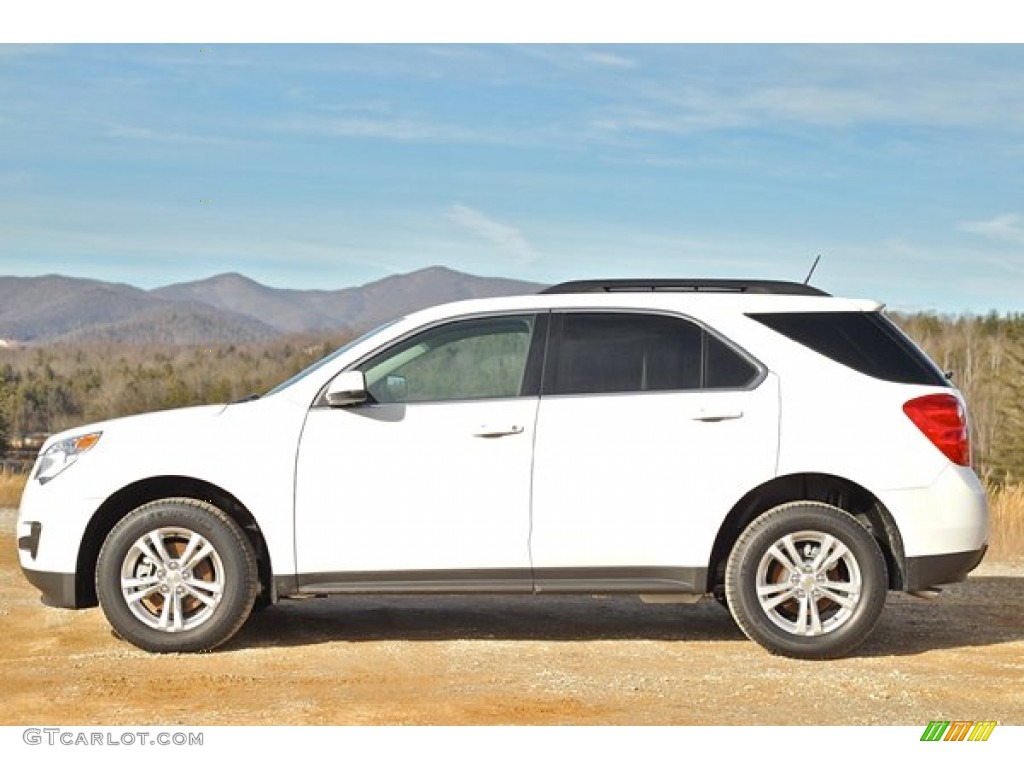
[17,521,41,559]
[904,546,987,592]
[17,519,80,607]
[17,471,104,586]
[21,566,79,609]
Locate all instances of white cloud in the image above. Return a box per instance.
[595,82,938,136]
[0,45,57,60]
[102,122,256,148]
[591,48,1024,137]
[271,116,456,142]
[582,50,637,69]
[448,204,539,264]
[269,114,523,146]
[959,213,1024,245]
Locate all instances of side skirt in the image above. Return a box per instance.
[276,566,708,598]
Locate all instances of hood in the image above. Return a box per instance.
[40,403,229,452]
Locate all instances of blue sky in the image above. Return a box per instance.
[2,44,1024,312]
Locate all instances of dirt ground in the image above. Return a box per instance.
[2,509,1022,726]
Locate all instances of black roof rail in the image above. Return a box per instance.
[540,279,829,297]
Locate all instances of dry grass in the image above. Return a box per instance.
[987,482,1024,562]
[0,471,27,509]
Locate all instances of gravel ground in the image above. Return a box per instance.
[2,508,1022,725]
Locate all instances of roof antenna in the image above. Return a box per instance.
[803,254,822,285]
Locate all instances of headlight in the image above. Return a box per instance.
[33,432,102,485]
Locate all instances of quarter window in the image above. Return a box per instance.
[705,332,760,389]
[748,311,949,386]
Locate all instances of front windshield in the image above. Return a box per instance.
[263,319,400,397]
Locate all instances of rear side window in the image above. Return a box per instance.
[546,312,760,395]
[749,311,949,386]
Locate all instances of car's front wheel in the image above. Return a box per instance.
[724,501,888,660]
[96,498,258,653]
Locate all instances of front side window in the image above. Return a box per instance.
[358,315,538,404]
[545,312,760,396]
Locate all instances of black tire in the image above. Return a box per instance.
[724,501,888,660]
[96,498,258,653]
[711,585,730,612]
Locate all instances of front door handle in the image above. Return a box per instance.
[691,408,744,422]
[474,424,525,438]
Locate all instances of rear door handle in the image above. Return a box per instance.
[474,424,525,438]
[691,408,744,422]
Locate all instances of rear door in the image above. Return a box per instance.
[529,310,780,591]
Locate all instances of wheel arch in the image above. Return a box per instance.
[708,473,906,593]
[75,476,273,609]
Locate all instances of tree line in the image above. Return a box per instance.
[893,312,1024,483]
[0,334,351,460]
[1,313,1023,482]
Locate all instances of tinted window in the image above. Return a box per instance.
[546,313,758,395]
[705,333,759,389]
[359,315,538,403]
[749,311,949,386]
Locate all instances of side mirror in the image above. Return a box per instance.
[325,371,368,407]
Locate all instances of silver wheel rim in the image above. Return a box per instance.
[755,530,862,637]
[120,527,225,633]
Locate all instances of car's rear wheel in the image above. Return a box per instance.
[96,498,258,653]
[724,501,888,660]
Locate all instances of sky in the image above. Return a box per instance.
[2,42,1024,313]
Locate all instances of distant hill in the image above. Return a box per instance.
[0,275,159,342]
[52,303,279,345]
[0,267,545,344]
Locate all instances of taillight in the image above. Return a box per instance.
[902,394,970,466]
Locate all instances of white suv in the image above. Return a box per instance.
[16,279,989,659]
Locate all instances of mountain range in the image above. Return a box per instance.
[0,267,544,345]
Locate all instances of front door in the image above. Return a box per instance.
[293,313,544,592]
